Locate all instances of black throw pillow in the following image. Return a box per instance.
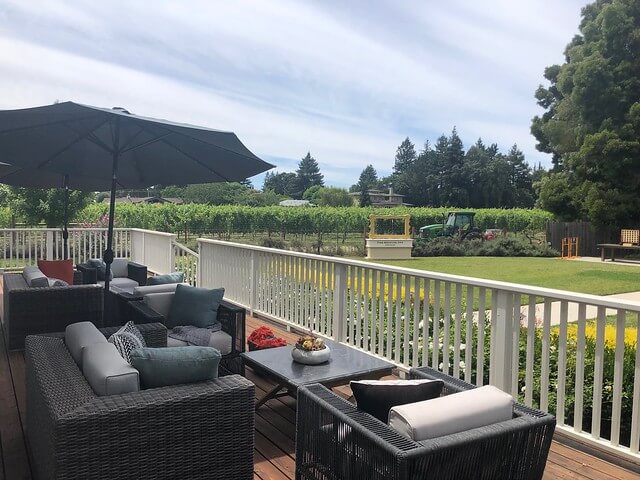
[351,379,444,423]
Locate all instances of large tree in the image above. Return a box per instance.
[263,171,299,197]
[295,152,324,198]
[393,137,417,174]
[531,0,640,227]
[351,164,379,206]
[9,187,92,227]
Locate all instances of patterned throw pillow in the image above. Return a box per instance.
[108,321,146,364]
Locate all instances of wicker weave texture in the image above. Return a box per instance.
[25,329,255,480]
[3,273,103,350]
[295,366,555,480]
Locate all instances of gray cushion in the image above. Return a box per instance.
[22,266,49,287]
[65,321,108,367]
[145,292,174,318]
[133,282,188,297]
[111,258,129,278]
[130,346,221,389]
[166,284,225,329]
[47,277,69,287]
[388,385,514,441]
[82,342,140,396]
[166,330,232,355]
[147,272,185,285]
[98,277,139,292]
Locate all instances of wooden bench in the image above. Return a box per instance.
[597,243,640,261]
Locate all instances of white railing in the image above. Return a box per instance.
[198,239,640,464]
[0,228,130,268]
[130,228,176,275]
[173,241,198,286]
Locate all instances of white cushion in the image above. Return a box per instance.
[65,321,108,367]
[82,342,140,396]
[99,277,140,293]
[133,283,189,297]
[388,385,514,441]
[111,258,129,278]
[144,291,174,318]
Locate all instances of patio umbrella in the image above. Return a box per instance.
[0,163,114,259]
[0,101,273,291]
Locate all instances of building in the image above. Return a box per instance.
[349,187,411,207]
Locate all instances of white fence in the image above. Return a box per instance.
[0,228,130,268]
[199,239,640,463]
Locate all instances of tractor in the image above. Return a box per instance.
[419,211,483,241]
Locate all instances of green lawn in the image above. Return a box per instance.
[368,257,640,296]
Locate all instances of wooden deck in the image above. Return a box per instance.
[0,297,638,479]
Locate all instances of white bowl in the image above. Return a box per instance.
[291,346,331,365]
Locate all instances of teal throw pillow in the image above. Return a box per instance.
[130,346,220,389]
[147,272,185,286]
[166,284,225,329]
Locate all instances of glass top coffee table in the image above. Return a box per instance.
[241,339,395,409]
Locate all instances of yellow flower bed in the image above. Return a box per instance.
[558,323,638,348]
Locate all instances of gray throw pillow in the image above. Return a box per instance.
[47,278,69,287]
[166,284,224,329]
[108,321,147,364]
[22,266,49,287]
[130,346,221,388]
[147,271,185,286]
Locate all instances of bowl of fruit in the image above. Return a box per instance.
[291,334,330,365]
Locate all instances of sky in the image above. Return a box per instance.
[0,0,589,188]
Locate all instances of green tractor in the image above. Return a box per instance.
[419,211,483,241]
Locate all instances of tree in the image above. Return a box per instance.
[295,152,324,198]
[263,171,299,197]
[302,185,323,204]
[352,164,379,206]
[316,187,353,207]
[531,0,640,227]
[393,137,417,174]
[9,187,92,227]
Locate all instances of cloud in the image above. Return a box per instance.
[0,0,588,187]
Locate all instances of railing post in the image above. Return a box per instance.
[168,237,176,273]
[46,230,54,260]
[332,263,347,342]
[490,289,515,395]
[249,250,257,316]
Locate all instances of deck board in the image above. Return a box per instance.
[0,275,638,479]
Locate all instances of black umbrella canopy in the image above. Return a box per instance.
[0,102,273,187]
[0,102,274,292]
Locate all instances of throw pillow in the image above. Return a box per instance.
[111,258,129,278]
[88,258,113,281]
[147,271,185,286]
[130,346,221,388]
[37,259,74,285]
[350,379,444,423]
[47,278,69,287]
[108,321,147,364]
[166,284,225,329]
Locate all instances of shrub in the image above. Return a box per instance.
[413,235,559,257]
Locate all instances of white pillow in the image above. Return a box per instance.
[111,258,129,278]
[388,385,514,441]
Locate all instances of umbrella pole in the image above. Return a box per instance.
[103,119,120,295]
[63,174,69,260]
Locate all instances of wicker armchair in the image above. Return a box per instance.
[77,260,148,287]
[25,323,255,480]
[2,272,103,350]
[295,366,555,480]
[126,297,246,376]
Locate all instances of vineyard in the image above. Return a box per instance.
[68,204,553,239]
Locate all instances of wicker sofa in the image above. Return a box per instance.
[25,322,255,480]
[295,366,556,480]
[2,271,103,350]
[126,295,246,375]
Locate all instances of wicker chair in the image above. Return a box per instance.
[2,271,103,350]
[126,297,246,376]
[25,323,255,480]
[295,366,555,480]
